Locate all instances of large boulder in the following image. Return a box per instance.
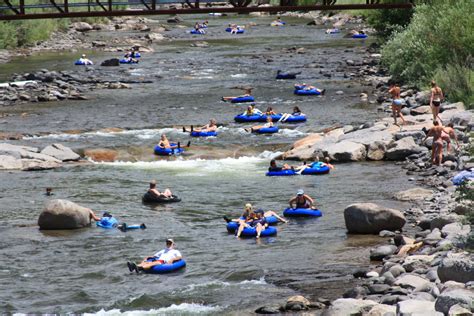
[435,289,474,315]
[324,298,378,316]
[393,187,433,201]
[437,252,474,283]
[415,90,431,105]
[38,199,92,230]
[386,137,426,161]
[442,111,473,126]
[410,105,432,116]
[367,304,396,316]
[338,127,393,146]
[84,148,118,162]
[324,141,367,162]
[40,144,80,161]
[396,299,441,316]
[71,22,93,32]
[21,159,60,171]
[285,295,311,311]
[344,203,406,234]
[0,155,23,170]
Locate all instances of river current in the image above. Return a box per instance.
[0,15,414,314]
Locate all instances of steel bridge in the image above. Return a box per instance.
[0,0,414,21]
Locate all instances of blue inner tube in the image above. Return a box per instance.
[142,192,181,204]
[134,52,141,58]
[225,28,244,33]
[352,34,368,39]
[255,126,279,134]
[294,89,321,96]
[234,114,306,123]
[230,96,254,103]
[191,130,217,137]
[226,222,277,237]
[190,29,205,34]
[301,164,330,175]
[96,217,119,229]
[266,169,297,177]
[119,59,138,64]
[154,143,184,156]
[74,60,92,66]
[145,259,186,274]
[283,208,322,217]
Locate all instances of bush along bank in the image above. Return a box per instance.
[255,44,473,315]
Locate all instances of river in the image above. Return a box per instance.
[0,14,414,314]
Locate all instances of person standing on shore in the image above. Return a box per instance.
[422,120,445,166]
[430,81,444,123]
[388,83,405,127]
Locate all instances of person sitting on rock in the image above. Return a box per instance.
[78,54,93,65]
[148,180,172,198]
[127,238,182,273]
[289,190,316,209]
[183,118,217,133]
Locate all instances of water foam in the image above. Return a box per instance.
[23,128,181,140]
[84,303,221,315]
[95,151,282,174]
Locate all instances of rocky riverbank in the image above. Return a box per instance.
[255,45,473,315]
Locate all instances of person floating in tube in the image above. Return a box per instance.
[289,189,316,209]
[157,134,190,150]
[182,118,217,134]
[127,238,182,273]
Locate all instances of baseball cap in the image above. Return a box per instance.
[297,189,304,195]
[166,238,174,244]
[103,212,112,217]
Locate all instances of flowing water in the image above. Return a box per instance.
[0,15,413,314]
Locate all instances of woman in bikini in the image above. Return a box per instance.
[430,81,444,123]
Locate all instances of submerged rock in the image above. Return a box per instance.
[393,187,433,201]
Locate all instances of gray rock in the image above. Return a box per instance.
[339,128,393,147]
[72,22,93,32]
[395,130,426,141]
[255,304,281,314]
[368,284,391,294]
[410,292,435,302]
[438,252,474,283]
[389,265,406,278]
[21,159,61,171]
[415,90,431,105]
[426,269,439,282]
[367,141,386,161]
[383,271,396,285]
[285,295,310,311]
[324,298,378,316]
[393,187,433,201]
[0,155,23,170]
[367,304,396,316]
[386,137,427,161]
[430,214,461,230]
[344,203,406,234]
[448,111,473,126]
[343,286,368,299]
[435,289,474,315]
[442,222,471,242]
[441,102,465,112]
[448,304,472,316]
[40,143,80,162]
[411,105,432,116]
[324,140,367,162]
[370,245,398,261]
[397,299,441,316]
[394,274,431,290]
[38,199,92,230]
[425,228,443,245]
[379,230,396,237]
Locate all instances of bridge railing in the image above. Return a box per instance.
[0,0,414,20]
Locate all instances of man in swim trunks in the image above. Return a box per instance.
[184,118,217,133]
[148,180,173,198]
[422,120,445,166]
[127,238,182,273]
[442,122,459,153]
[289,189,316,209]
[268,159,292,172]
[388,83,405,126]
[430,80,444,123]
